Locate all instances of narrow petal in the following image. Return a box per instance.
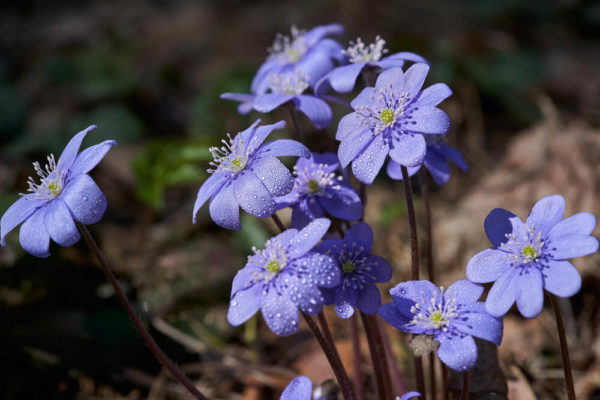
[454,303,503,345]
[336,112,362,141]
[69,139,117,178]
[383,51,428,65]
[44,199,80,247]
[351,86,378,108]
[344,222,373,253]
[466,249,510,283]
[233,170,276,219]
[423,150,450,185]
[409,107,450,135]
[398,392,422,400]
[526,194,565,236]
[367,255,392,282]
[227,283,262,326]
[379,302,411,330]
[325,63,365,94]
[319,185,363,222]
[295,95,332,129]
[209,181,241,230]
[375,67,406,93]
[335,286,358,318]
[437,334,477,371]
[351,134,388,184]
[548,212,597,238]
[415,83,453,107]
[543,260,581,297]
[403,63,430,101]
[253,94,294,113]
[550,235,599,259]
[437,143,467,171]
[444,280,484,305]
[386,159,420,180]
[373,58,406,70]
[303,23,344,46]
[516,268,544,318]
[256,139,310,159]
[237,119,262,146]
[220,92,255,109]
[261,289,299,336]
[61,174,107,225]
[57,125,97,172]
[250,156,294,197]
[287,218,331,259]
[19,208,50,257]
[356,283,381,315]
[485,269,518,317]
[1,195,46,246]
[337,132,370,168]
[484,208,519,247]
[192,172,228,224]
[280,376,312,400]
[251,58,278,94]
[389,133,426,167]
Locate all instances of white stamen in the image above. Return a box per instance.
[407,287,459,331]
[208,133,259,175]
[268,70,310,95]
[343,36,388,63]
[21,154,65,200]
[268,25,307,65]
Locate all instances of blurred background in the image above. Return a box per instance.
[1,0,599,399]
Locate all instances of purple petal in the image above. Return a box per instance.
[294,282,325,315]
[386,159,420,180]
[209,181,240,230]
[389,133,426,167]
[437,334,477,371]
[193,172,229,224]
[69,139,117,178]
[344,222,373,253]
[338,131,370,168]
[390,280,439,314]
[227,282,262,326]
[293,51,336,89]
[233,170,276,219]
[323,62,365,94]
[384,51,428,65]
[415,83,452,107]
[437,143,467,171]
[61,174,107,225]
[549,234,599,259]
[280,376,312,400]
[398,392,422,400]
[403,63,430,100]
[335,286,357,318]
[367,255,392,282]
[303,23,344,46]
[351,134,388,184]
[444,280,483,305]
[526,194,565,236]
[250,156,294,197]
[548,212,597,238]
[291,201,323,229]
[251,58,278,94]
[454,303,503,345]
[253,94,294,113]
[351,87,378,109]
[295,95,332,129]
[356,282,381,315]
[543,260,581,297]
[261,288,299,336]
[300,252,340,288]
[373,58,406,70]
[287,218,331,259]
[466,249,510,283]
[409,107,450,135]
[315,238,344,255]
[336,112,362,141]
[310,152,339,168]
[319,185,363,222]
[220,92,256,115]
[484,208,519,247]
[1,195,46,246]
[516,268,544,318]
[237,119,263,146]
[423,149,450,185]
[485,269,518,317]
[43,199,80,247]
[379,301,411,330]
[19,207,50,257]
[57,125,97,172]
[375,67,406,93]
[256,139,310,159]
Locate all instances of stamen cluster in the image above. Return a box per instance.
[267,70,310,95]
[268,26,307,65]
[23,154,65,200]
[208,133,259,175]
[342,36,388,63]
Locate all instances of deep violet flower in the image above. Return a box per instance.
[251,24,345,95]
[387,135,467,185]
[0,125,116,257]
[193,119,309,230]
[221,70,333,129]
[315,36,427,94]
[336,64,451,184]
[279,376,421,400]
[380,279,503,371]
[466,194,599,318]
[227,218,340,336]
[276,152,362,229]
[317,222,391,318]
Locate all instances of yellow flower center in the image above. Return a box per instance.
[429,311,445,328]
[307,179,320,193]
[343,261,355,274]
[266,260,281,274]
[522,244,538,260]
[380,108,395,125]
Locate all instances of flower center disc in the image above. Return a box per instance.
[307,179,320,193]
[342,261,355,274]
[429,311,445,328]
[380,108,395,125]
[266,260,281,274]
[522,244,538,260]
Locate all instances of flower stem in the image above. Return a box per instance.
[350,314,364,400]
[549,295,577,400]
[378,317,406,395]
[442,364,450,400]
[75,223,207,400]
[288,105,306,144]
[317,312,341,366]
[460,371,469,400]
[271,213,286,233]
[360,312,393,400]
[302,312,354,400]
[400,166,426,399]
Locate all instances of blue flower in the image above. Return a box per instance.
[387,136,467,185]
[279,376,421,400]
[317,222,391,318]
[276,152,362,229]
[315,36,427,94]
[193,119,310,230]
[251,24,345,95]
[227,218,340,336]
[1,125,116,257]
[222,70,333,129]
[467,194,599,318]
[337,64,452,184]
[380,279,503,371]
